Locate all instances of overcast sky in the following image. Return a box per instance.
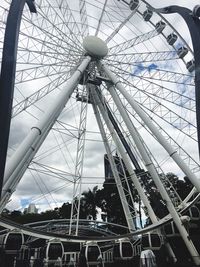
[1,0,200,214]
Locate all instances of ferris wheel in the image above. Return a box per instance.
[0,0,200,265]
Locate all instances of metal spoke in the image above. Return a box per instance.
[107,64,195,111]
[114,71,197,142]
[105,9,139,44]
[79,0,89,38]
[12,72,71,117]
[108,29,160,55]
[107,60,194,86]
[95,0,108,36]
[106,50,179,63]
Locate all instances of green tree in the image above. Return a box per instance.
[96,179,127,228]
[59,202,71,219]
[80,186,98,220]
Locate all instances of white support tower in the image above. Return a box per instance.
[69,83,89,236]
[0,57,91,212]
[100,62,200,266]
[91,89,136,231]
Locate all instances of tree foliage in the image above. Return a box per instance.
[2,172,194,231]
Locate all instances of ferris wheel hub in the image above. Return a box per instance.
[83,36,108,58]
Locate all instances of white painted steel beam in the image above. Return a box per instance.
[0,56,91,211]
[92,89,136,232]
[100,62,200,266]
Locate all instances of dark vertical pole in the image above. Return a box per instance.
[105,104,142,171]
[0,0,36,199]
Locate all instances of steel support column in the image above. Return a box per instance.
[100,62,200,266]
[0,56,91,212]
[92,89,136,231]
[0,0,36,199]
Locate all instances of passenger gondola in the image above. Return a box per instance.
[80,242,103,267]
[3,230,24,251]
[186,60,195,73]
[177,46,188,58]
[113,239,134,261]
[155,21,166,33]
[185,205,200,220]
[129,0,139,11]
[167,33,178,46]
[141,233,162,251]
[45,239,64,261]
[143,9,153,21]
[164,221,180,237]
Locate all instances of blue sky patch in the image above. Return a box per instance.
[131,63,158,75]
[20,198,31,208]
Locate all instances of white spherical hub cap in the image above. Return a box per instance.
[83,36,108,59]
